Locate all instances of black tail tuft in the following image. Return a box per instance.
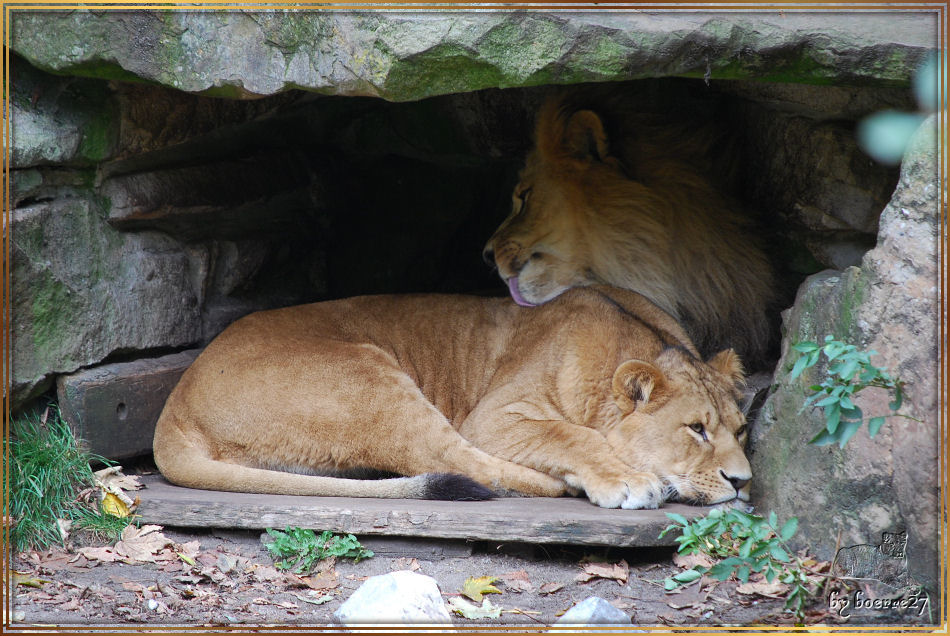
[423,473,494,501]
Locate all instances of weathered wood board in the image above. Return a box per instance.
[57,349,201,459]
[137,475,706,547]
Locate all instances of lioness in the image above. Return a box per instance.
[483,89,775,367]
[153,286,751,509]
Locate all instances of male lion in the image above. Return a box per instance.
[483,89,775,367]
[153,286,751,509]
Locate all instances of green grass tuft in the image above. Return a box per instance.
[6,406,130,552]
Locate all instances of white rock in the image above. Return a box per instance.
[554,597,632,628]
[333,570,452,626]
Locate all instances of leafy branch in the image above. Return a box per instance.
[660,508,821,623]
[790,336,916,448]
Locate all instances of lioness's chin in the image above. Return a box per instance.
[662,485,741,507]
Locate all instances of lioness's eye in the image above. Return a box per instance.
[736,424,748,438]
[688,422,706,438]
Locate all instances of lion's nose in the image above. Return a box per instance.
[482,246,495,266]
[721,470,750,492]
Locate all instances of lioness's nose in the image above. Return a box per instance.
[482,246,495,266]
[721,470,750,492]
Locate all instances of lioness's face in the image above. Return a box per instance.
[483,157,602,307]
[606,349,752,505]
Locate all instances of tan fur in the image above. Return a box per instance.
[153,286,751,509]
[483,90,775,366]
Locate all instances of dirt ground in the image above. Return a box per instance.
[11,523,882,630]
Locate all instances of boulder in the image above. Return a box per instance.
[9,197,205,407]
[750,115,940,594]
[10,58,119,167]
[554,596,631,627]
[12,12,932,101]
[332,570,453,625]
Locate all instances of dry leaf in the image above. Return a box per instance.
[305,569,339,590]
[293,592,333,606]
[216,553,239,574]
[114,525,173,563]
[667,584,708,610]
[12,571,49,588]
[575,560,629,585]
[93,466,139,510]
[55,519,72,543]
[673,552,714,570]
[448,597,503,619]
[101,493,130,518]
[539,582,565,595]
[499,570,533,593]
[461,575,501,602]
[610,597,636,610]
[736,579,789,598]
[94,466,144,492]
[77,546,122,563]
[392,557,420,572]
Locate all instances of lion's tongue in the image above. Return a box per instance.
[508,277,537,307]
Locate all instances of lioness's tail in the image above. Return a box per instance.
[152,413,493,501]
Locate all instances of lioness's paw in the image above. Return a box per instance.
[585,473,664,510]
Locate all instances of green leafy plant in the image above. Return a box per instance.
[660,508,821,623]
[790,336,916,448]
[264,527,374,573]
[6,406,132,552]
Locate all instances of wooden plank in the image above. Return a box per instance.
[136,475,706,547]
[56,350,201,460]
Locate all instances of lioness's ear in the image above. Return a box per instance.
[707,349,745,389]
[612,360,670,414]
[563,110,610,162]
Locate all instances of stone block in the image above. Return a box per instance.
[56,349,201,460]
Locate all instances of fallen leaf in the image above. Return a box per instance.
[539,582,565,595]
[673,552,714,570]
[114,525,173,563]
[667,584,708,610]
[575,560,629,585]
[447,597,503,619]
[293,592,333,606]
[94,466,144,492]
[77,546,122,563]
[56,519,72,543]
[392,557,420,572]
[101,493,131,518]
[216,553,238,574]
[176,574,205,585]
[309,569,339,590]
[461,575,501,602]
[736,579,789,598]
[59,598,82,611]
[12,571,49,588]
[499,570,533,593]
